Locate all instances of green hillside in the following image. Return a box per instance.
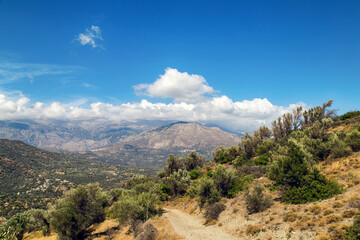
[0,139,155,218]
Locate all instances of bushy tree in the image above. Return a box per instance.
[50,184,107,240]
[162,169,190,196]
[197,177,221,206]
[164,154,184,175]
[184,151,205,171]
[345,129,360,152]
[111,192,159,224]
[212,165,240,197]
[268,141,309,188]
[245,185,272,214]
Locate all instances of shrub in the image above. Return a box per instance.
[212,165,239,197]
[162,169,190,196]
[184,152,205,171]
[268,141,309,188]
[197,177,221,206]
[281,168,343,204]
[164,154,184,176]
[254,154,270,166]
[110,192,160,232]
[345,214,360,239]
[245,185,272,214]
[204,202,226,222]
[189,169,202,180]
[50,184,107,240]
[345,129,360,152]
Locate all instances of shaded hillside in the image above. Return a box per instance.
[0,139,155,218]
[92,122,242,168]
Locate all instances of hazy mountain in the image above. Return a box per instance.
[0,119,173,151]
[92,122,242,168]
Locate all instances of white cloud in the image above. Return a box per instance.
[76,25,104,48]
[134,68,214,103]
[0,67,306,132]
[0,92,304,133]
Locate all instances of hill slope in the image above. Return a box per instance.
[0,139,155,218]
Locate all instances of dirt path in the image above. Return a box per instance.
[163,208,239,240]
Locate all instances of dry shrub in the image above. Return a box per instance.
[283,212,298,222]
[333,201,344,209]
[342,209,357,218]
[135,222,157,240]
[246,224,261,236]
[318,234,330,240]
[326,214,343,224]
[323,208,335,216]
[310,205,322,215]
[204,202,226,223]
[348,196,360,208]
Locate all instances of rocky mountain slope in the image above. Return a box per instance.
[0,119,172,151]
[92,122,242,168]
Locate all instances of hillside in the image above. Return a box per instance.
[92,122,242,168]
[0,139,155,219]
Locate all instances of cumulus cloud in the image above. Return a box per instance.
[134,68,214,103]
[0,93,304,133]
[76,25,104,48]
[0,67,306,132]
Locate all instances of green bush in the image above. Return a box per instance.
[110,192,160,231]
[345,213,360,239]
[212,166,239,197]
[184,152,205,171]
[345,129,360,152]
[189,169,202,179]
[268,141,309,188]
[197,177,221,206]
[254,154,270,166]
[50,184,107,240]
[282,168,343,204]
[245,185,272,214]
[162,169,190,196]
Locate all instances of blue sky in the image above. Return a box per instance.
[0,0,359,132]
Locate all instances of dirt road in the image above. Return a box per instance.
[163,208,239,240]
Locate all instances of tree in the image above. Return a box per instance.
[184,151,205,171]
[50,184,107,240]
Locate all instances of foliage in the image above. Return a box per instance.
[189,169,202,179]
[245,185,272,214]
[162,169,190,196]
[204,202,226,222]
[254,154,270,166]
[184,151,205,171]
[345,214,360,240]
[345,129,360,152]
[110,191,160,231]
[212,165,239,197]
[197,177,221,206]
[49,184,107,240]
[268,141,309,188]
[163,154,184,176]
[336,110,360,121]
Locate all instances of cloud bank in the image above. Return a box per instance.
[0,67,305,132]
[76,25,104,48]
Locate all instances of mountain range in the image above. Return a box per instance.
[0,119,242,168]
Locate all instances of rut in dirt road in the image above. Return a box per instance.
[163,208,240,240]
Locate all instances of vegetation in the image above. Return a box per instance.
[2,100,360,239]
[245,185,272,214]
